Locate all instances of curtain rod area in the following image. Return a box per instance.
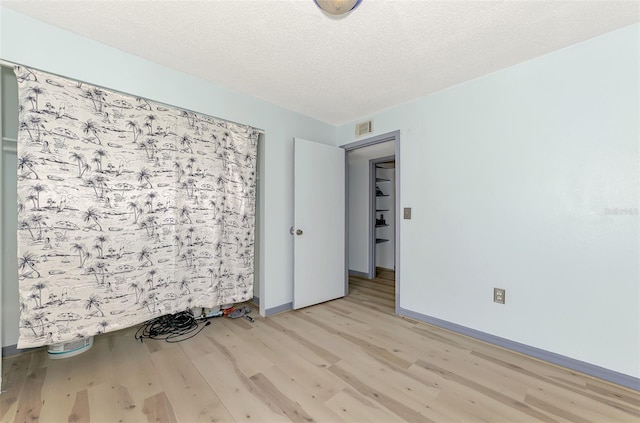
[0,59,265,135]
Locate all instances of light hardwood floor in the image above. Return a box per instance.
[2,271,639,422]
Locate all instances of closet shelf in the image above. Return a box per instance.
[376,238,389,244]
[375,224,389,228]
[376,178,390,182]
[376,209,389,212]
[376,194,389,197]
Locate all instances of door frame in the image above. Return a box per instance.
[342,130,401,314]
[0,64,5,387]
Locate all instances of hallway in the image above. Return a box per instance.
[348,268,395,314]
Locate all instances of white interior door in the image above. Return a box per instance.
[293,138,345,309]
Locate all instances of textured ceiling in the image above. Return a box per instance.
[2,0,638,125]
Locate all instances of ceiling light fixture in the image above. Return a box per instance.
[314,0,362,15]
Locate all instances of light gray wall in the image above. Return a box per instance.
[1,67,19,346]
[347,156,369,274]
[338,24,640,378]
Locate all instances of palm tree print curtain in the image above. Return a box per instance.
[14,66,258,348]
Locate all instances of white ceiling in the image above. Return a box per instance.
[2,0,638,125]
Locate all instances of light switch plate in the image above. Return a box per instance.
[403,208,411,219]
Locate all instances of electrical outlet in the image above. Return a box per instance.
[404,207,411,219]
[493,288,505,304]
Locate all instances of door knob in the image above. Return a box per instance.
[296,229,303,235]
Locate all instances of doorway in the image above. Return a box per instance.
[343,131,400,314]
[372,157,395,277]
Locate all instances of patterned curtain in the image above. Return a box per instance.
[14,66,258,348]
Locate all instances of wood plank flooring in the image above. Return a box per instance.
[2,271,639,422]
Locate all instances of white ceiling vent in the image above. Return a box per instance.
[355,120,373,137]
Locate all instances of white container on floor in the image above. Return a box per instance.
[47,336,93,359]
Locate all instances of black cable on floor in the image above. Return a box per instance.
[134,310,211,343]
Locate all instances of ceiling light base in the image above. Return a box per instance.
[314,0,362,16]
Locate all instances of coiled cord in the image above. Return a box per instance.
[134,310,211,343]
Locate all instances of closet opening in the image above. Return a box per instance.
[343,131,399,315]
[372,157,395,277]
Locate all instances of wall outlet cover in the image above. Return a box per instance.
[494,288,506,304]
